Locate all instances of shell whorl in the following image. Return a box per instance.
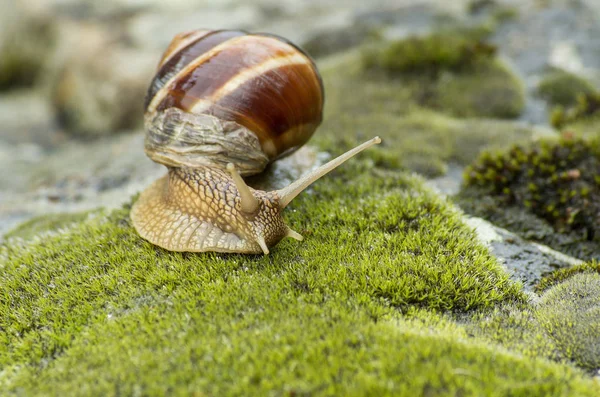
[144,29,324,176]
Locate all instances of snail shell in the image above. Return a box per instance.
[143,29,324,176]
[131,29,380,254]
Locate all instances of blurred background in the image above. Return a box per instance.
[1,0,599,236]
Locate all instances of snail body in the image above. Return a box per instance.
[131,29,380,254]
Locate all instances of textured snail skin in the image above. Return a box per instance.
[131,29,380,254]
[131,167,288,254]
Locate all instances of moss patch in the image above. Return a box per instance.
[536,260,600,292]
[5,300,598,396]
[8,156,587,394]
[361,30,497,75]
[433,59,525,118]
[319,51,532,178]
[551,92,600,129]
[536,273,600,372]
[359,30,525,119]
[2,29,599,393]
[537,70,597,107]
[467,290,600,375]
[466,268,600,373]
[466,304,560,363]
[458,134,600,259]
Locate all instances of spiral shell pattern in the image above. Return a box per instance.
[144,29,324,167]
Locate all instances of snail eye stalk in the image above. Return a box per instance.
[277,137,382,208]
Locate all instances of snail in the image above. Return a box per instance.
[131,29,381,254]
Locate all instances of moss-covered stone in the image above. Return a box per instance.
[535,273,600,372]
[537,70,597,107]
[319,51,532,178]
[551,92,600,129]
[15,155,598,394]
[433,59,525,118]
[2,136,597,394]
[466,304,560,362]
[536,260,600,292]
[456,191,600,260]
[466,265,600,374]
[459,134,600,259]
[358,30,525,119]
[467,291,600,375]
[3,30,599,394]
[361,31,497,75]
[5,299,598,396]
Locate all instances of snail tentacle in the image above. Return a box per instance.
[226,163,259,215]
[277,137,382,208]
[285,228,303,241]
[256,235,269,255]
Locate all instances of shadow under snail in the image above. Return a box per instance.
[131,29,381,254]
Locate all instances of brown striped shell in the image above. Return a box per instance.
[143,29,324,176]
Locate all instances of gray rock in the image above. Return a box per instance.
[0,131,162,237]
[464,216,583,290]
[0,90,58,147]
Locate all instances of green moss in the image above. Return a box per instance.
[535,273,600,371]
[358,30,524,120]
[4,157,573,394]
[467,273,600,374]
[551,92,600,129]
[536,261,600,292]
[461,134,600,249]
[312,29,526,179]
[319,51,531,178]
[467,291,600,375]
[5,301,598,397]
[551,114,600,140]
[4,210,97,240]
[2,34,598,394]
[537,70,597,107]
[361,30,496,75]
[434,59,525,118]
[466,304,560,362]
